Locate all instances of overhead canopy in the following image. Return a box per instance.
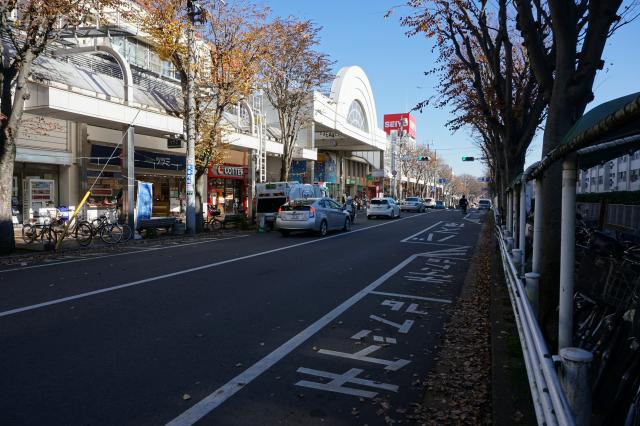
[528,92,640,180]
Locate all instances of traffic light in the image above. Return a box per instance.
[417,156,431,161]
[461,156,475,161]
[187,0,206,24]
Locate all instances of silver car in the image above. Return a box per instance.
[401,197,425,212]
[367,197,401,219]
[275,198,351,237]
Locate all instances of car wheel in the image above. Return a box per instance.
[367,215,371,220]
[343,218,351,231]
[280,229,290,237]
[318,220,328,237]
[397,210,401,218]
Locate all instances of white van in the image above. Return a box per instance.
[255,182,325,227]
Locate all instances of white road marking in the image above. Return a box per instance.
[351,330,371,340]
[295,367,398,398]
[318,345,411,371]
[401,221,443,242]
[381,300,404,311]
[437,234,456,242]
[0,235,250,273]
[369,315,414,334]
[166,254,419,426]
[406,303,429,315]
[368,291,452,304]
[1,215,427,319]
[427,233,434,241]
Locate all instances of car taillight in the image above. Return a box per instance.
[277,207,283,215]
[309,207,315,218]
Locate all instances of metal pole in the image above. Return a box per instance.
[390,132,397,198]
[506,191,512,233]
[532,178,543,274]
[559,155,577,350]
[525,272,540,317]
[125,125,135,233]
[519,181,527,271]
[185,0,196,235]
[560,347,593,426]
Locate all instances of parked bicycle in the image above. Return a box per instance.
[204,205,223,231]
[22,221,56,246]
[49,213,93,247]
[91,206,132,244]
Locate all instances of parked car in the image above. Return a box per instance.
[400,197,425,212]
[276,198,351,237]
[478,199,492,210]
[367,197,401,219]
[434,200,445,209]
[423,198,436,208]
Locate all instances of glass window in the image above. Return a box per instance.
[371,199,388,205]
[149,51,161,74]
[347,100,368,131]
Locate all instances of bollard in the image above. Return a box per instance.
[511,249,522,270]
[505,237,514,252]
[560,347,593,426]
[525,272,540,317]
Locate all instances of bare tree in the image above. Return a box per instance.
[513,0,636,339]
[0,0,120,253]
[263,17,333,181]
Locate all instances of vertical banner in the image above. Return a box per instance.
[136,181,153,223]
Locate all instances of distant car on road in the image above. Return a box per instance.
[434,200,445,209]
[367,197,401,219]
[276,197,351,237]
[478,199,492,210]
[423,198,436,208]
[400,197,425,212]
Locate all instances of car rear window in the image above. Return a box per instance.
[479,200,490,205]
[436,201,443,205]
[406,197,419,201]
[371,199,388,205]
[425,198,433,202]
[281,200,314,211]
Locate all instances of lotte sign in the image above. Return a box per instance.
[383,113,416,139]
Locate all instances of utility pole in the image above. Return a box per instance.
[185,0,198,235]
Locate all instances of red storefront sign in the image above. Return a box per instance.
[383,113,416,139]
[208,164,247,179]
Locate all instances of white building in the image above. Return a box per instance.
[13,10,387,223]
[577,151,640,193]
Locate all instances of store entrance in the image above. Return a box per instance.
[208,178,244,215]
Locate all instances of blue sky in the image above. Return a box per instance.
[265,0,640,177]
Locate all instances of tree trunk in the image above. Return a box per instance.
[0,138,16,253]
[195,171,206,232]
[537,91,575,344]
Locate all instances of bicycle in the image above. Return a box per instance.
[204,205,223,231]
[90,205,132,244]
[50,214,93,246]
[22,221,57,246]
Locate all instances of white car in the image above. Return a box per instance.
[367,197,401,219]
[423,198,436,208]
[401,197,425,212]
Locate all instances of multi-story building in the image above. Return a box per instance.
[577,151,640,193]
[12,6,387,225]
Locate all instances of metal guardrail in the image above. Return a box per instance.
[494,212,576,426]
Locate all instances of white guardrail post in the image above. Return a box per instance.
[495,209,577,426]
[560,348,593,426]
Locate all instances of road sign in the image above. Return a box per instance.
[438,178,448,184]
[400,155,412,161]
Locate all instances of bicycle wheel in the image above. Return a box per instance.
[44,226,57,247]
[75,221,93,246]
[211,219,223,231]
[22,224,36,244]
[104,224,124,244]
[119,224,132,243]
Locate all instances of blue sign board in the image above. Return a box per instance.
[90,144,186,171]
[136,181,153,222]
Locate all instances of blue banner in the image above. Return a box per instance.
[136,181,153,222]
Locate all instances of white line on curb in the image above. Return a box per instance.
[0,214,426,318]
[0,235,250,274]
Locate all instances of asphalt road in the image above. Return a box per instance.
[0,209,487,425]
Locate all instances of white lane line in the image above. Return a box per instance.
[0,235,250,273]
[0,214,426,319]
[400,221,443,242]
[165,254,420,426]
[369,290,452,304]
[402,241,466,247]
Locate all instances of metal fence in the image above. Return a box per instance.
[578,202,640,234]
[495,212,576,426]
